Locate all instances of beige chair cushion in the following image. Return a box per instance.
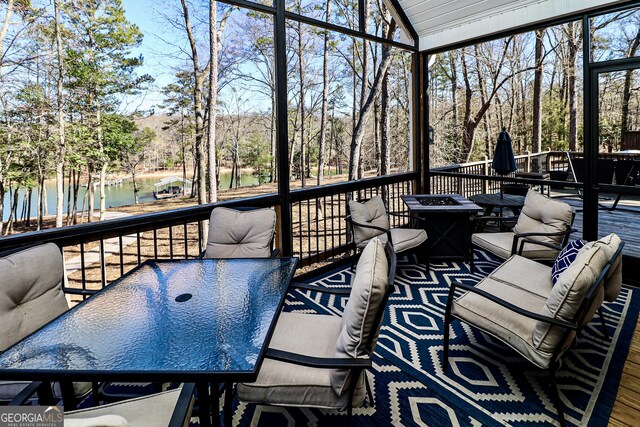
[452,255,555,369]
[331,238,388,396]
[472,232,559,261]
[65,388,191,427]
[594,233,623,302]
[356,227,428,253]
[533,242,610,352]
[64,415,128,427]
[0,243,68,352]
[205,207,276,258]
[349,196,390,244]
[237,312,365,410]
[513,190,573,246]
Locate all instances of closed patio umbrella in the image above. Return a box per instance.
[492,127,517,197]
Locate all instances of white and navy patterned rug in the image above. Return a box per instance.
[228,251,639,427]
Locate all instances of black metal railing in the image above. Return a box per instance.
[0,173,418,298]
[290,172,416,267]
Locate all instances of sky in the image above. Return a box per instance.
[121,0,185,113]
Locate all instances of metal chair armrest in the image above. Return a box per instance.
[511,227,575,254]
[168,383,197,427]
[9,382,54,406]
[63,288,98,297]
[516,238,562,255]
[290,281,351,295]
[449,281,578,329]
[346,217,392,245]
[266,348,371,369]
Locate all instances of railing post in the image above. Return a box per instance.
[524,150,531,172]
[482,156,489,194]
[546,150,552,172]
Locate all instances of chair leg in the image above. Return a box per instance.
[365,373,374,405]
[443,311,452,372]
[469,247,475,274]
[548,364,566,427]
[598,307,609,339]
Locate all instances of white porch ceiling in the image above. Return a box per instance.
[395,0,629,51]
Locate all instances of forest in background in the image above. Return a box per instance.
[0,0,412,234]
[2,0,640,235]
[429,8,640,167]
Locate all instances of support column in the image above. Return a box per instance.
[582,14,598,241]
[421,52,430,194]
[275,0,292,256]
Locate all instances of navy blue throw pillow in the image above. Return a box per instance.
[551,239,587,285]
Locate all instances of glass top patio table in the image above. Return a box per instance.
[0,257,298,383]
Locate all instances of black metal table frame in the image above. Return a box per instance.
[0,258,298,427]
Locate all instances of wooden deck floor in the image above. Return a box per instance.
[478,190,639,425]
[610,319,640,426]
[552,191,640,258]
[548,191,640,425]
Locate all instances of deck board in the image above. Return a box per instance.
[610,313,640,426]
[556,195,640,258]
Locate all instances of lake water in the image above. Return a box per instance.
[1,171,260,221]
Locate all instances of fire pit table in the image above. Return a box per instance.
[401,194,482,262]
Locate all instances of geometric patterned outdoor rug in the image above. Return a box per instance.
[228,250,640,427]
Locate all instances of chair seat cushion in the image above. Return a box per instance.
[237,312,364,410]
[357,228,427,253]
[472,232,559,260]
[452,255,555,369]
[65,388,187,427]
[0,381,32,400]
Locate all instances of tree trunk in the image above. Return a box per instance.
[317,0,331,186]
[297,17,306,188]
[349,21,396,180]
[207,0,218,203]
[132,167,139,204]
[532,29,545,169]
[621,28,640,145]
[270,94,277,183]
[87,170,94,222]
[381,63,390,176]
[37,177,45,230]
[54,0,66,228]
[566,22,579,152]
[181,0,207,204]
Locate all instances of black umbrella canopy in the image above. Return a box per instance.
[492,128,517,175]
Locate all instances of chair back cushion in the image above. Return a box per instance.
[513,190,573,246]
[330,238,389,396]
[594,233,623,302]
[532,242,609,352]
[551,239,586,285]
[0,243,68,351]
[348,196,390,245]
[205,207,276,258]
